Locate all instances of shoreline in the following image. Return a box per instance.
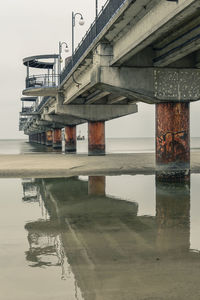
[0,152,200,178]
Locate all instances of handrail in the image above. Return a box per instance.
[25,74,59,89]
[60,0,127,84]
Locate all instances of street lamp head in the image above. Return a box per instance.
[59,41,69,54]
[64,46,69,53]
[79,17,85,26]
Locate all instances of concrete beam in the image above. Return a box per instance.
[107,95,127,104]
[36,120,51,127]
[41,114,85,126]
[56,103,138,122]
[20,112,40,116]
[96,66,200,103]
[154,16,200,66]
[86,91,110,104]
[111,0,200,66]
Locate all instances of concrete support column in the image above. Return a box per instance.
[53,128,62,149]
[38,133,41,144]
[40,133,43,145]
[46,130,53,147]
[65,125,76,153]
[41,132,46,145]
[88,176,106,196]
[156,102,190,182]
[88,121,105,156]
[34,135,36,143]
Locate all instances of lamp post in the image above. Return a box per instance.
[96,0,98,19]
[58,41,69,84]
[72,12,85,65]
[95,0,98,35]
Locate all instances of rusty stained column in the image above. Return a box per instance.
[156,178,190,257]
[65,125,76,153]
[88,121,105,156]
[156,102,190,182]
[46,130,53,147]
[88,176,106,196]
[53,128,62,149]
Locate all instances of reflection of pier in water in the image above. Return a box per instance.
[23,176,200,299]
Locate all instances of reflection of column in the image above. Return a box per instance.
[88,121,105,156]
[156,102,190,182]
[53,129,62,149]
[65,125,76,153]
[156,177,190,256]
[88,176,105,196]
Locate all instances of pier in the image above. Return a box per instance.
[19,0,200,181]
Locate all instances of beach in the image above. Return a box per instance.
[1,139,200,300]
[0,152,200,177]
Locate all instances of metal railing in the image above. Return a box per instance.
[22,107,34,113]
[60,0,126,83]
[25,74,59,89]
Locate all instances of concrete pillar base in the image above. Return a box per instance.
[156,102,190,182]
[65,126,76,153]
[53,129,62,149]
[88,121,105,156]
[156,169,190,183]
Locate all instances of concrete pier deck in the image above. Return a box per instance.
[0,152,200,178]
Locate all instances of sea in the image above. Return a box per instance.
[1,138,200,299]
[0,137,200,154]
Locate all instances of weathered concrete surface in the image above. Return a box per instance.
[0,152,200,178]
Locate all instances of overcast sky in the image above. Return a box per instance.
[0,0,200,139]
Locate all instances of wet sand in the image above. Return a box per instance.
[0,152,200,177]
